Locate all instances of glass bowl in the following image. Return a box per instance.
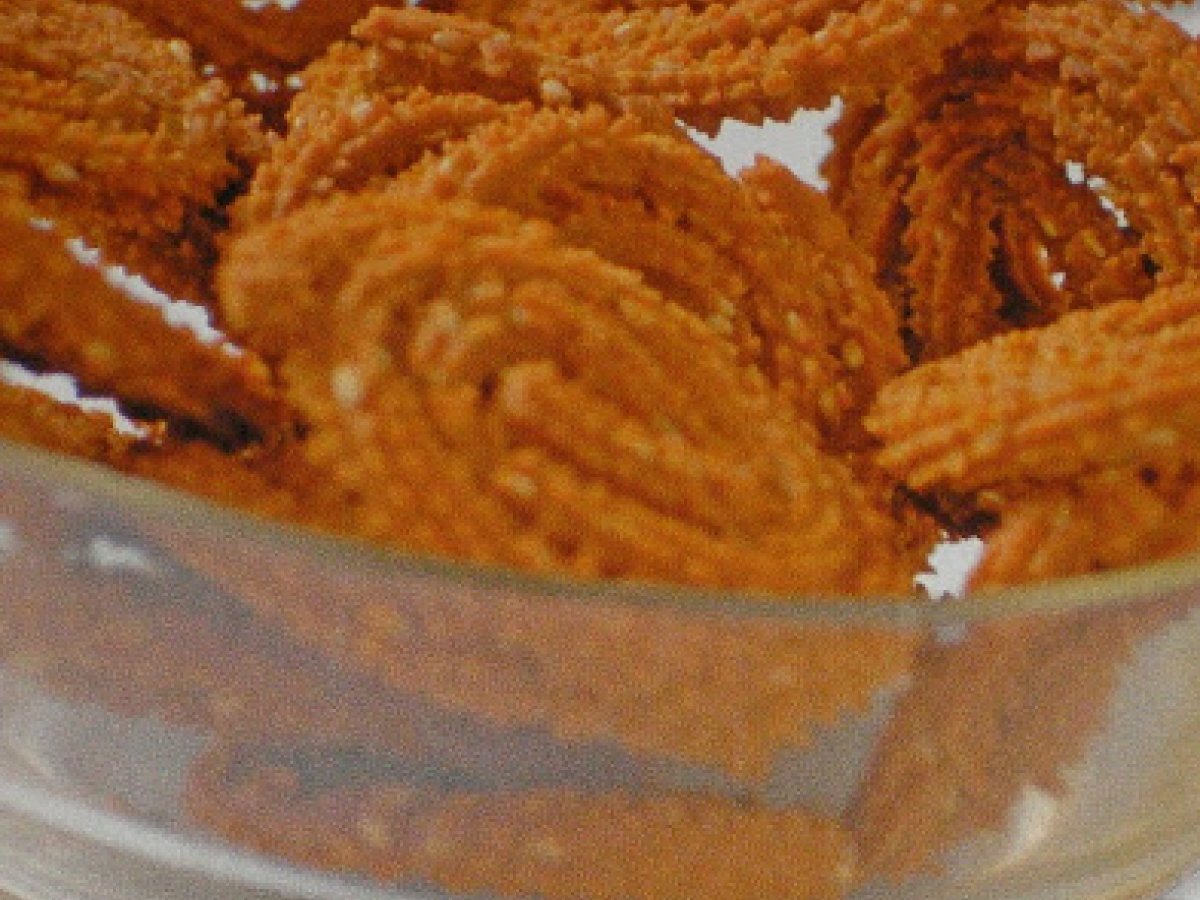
[5,430,1200,900]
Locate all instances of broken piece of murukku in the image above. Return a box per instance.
[0,0,267,304]
[0,203,286,445]
[220,190,922,596]
[185,739,857,900]
[866,280,1200,494]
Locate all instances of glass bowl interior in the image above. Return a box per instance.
[5,435,1200,900]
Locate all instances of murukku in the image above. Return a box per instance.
[0,0,267,304]
[852,599,1187,877]
[157,512,921,778]
[220,190,921,596]
[0,203,285,445]
[0,472,434,754]
[824,11,1158,362]
[405,0,998,133]
[866,280,1200,494]
[396,106,897,441]
[969,463,1200,589]
[102,0,384,108]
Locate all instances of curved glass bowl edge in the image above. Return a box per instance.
[3,436,1197,630]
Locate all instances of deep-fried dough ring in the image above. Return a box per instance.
[404,0,998,132]
[866,281,1200,493]
[0,0,267,304]
[100,0,384,81]
[219,191,919,596]
[0,469,457,754]
[395,106,901,441]
[0,202,285,444]
[969,463,1200,588]
[825,6,1162,362]
[851,599,1186,876]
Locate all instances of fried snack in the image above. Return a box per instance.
[1008,0,1200,282]
[219,190,920,596]
[393,107,900,443]
[824,0,1171,362]
[851,598,1186,878]
[233,80,520,228]
[186,740,856,900]
[0,203,285,445]
[865,281,1200,494]
[740,156,910,447]
[969,463,1200,589]
[396,0,998,134]
[230,9,655,231]
[0,0,267,303]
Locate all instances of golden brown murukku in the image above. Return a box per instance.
[865,280,1200,494]
[219,190,920,596]
[158,514,921,778]
[823,0,1183,363]
[0,202,284,444]
[413,0,998,133]
[0,0,267,304]
[186,739,856,900]
[397,106,900,442]
[98,0,384,86]
[969,463,1200,588]
[0,474,436,753]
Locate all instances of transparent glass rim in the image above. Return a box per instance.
[0,761,437,900]
[5,435,1197,628]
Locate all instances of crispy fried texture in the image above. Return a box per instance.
[1007,0,1200,282]
[740,156,909,447]
[0,202,285,444]
[824,3,1160,363]
[186,740,856,900]
[397,107,902,443]
[0,0,267,304]
[409,0,999,133]
[99,0,384,76]
[98,0,394,125]
[866,281,1200,494]
[231,11,667,231]
[220,191,920,596]
[0,471,444,753]
[234,78,521,228]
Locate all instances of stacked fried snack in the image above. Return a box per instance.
[4,0,1200,895]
